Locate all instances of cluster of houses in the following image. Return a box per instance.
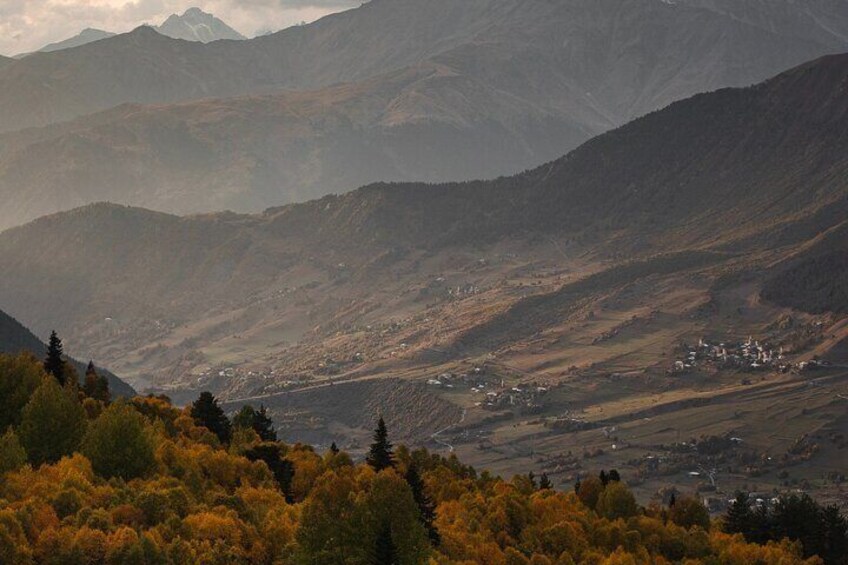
[426,370,550,412]
[671,337,789,373]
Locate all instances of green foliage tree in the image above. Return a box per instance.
[0,429,27,475]
[190,391,231,445]
[405,464,439,545]
[82,361,111,403]
[82,401,156,480]
[233,404,277,441]
[43,330,66,386]
[669,495,710,530]
[0,352,44,430]
[18,378,87,465]
[596,481,638,520]
[367,417,394,472]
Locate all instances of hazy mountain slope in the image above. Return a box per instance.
[1,0,846,229]
[0,56,12,69]
[156,8,246,42]
[0,309,136,397]
[0,54,846,371]
[34,28,116,54]
[0,63,591,227]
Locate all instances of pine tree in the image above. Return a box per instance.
[374,522,400,565]
[44,331,66,386]
[669,493,677,508]
[608,469,621,482]
[330,442,340,454]
[405,464,440,545]
[574,479,582,494]
[190,391,232,445]
[822,505,848,565]
[243,444,295,502]
[539,473,553,490]
[528,471,538,489]
[366,417,394,471]
[724,492,753,536]
[83,361,110,403]
[254,405,277,442]
[599,470,609,486]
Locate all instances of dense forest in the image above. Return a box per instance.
[763,248,848,315]
[0,350,845,564]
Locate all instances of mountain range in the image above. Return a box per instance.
[0,0,847,230]
[16,8,245,58]
[1,53,846,391]
[0,309,135,397]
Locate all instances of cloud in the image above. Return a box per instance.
[0,0,362,56]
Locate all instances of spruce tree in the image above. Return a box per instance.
[405,464,440,545]
[330,442,340,454]
[44,331,66,386]
[539,473,553,490]
[608,469,621,483]
[574,479,581,494]
[599,470,609,486]
[254,405,277,442]
[374,522,400,565]
[366,417,394,471]
[822,505,848,564]
[83,361,111,403]
[724,492,753,536]
[190,391,232,445]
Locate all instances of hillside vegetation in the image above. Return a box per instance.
[0,352,843,564]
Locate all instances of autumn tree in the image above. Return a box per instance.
[367,417,395,471]
[596,481,638,520]
[669,495,710,530]
[18,377,87,465]
[190,391,232,445]
[82,401,156,480]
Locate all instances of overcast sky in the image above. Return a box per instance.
[0,0,362,56]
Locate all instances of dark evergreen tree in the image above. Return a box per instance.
[574,479,581,494]
[233,405,257,430]
[190,391,232,445]
[822,505,848,565]
[83,361,110,403]
[254,405,277,442]
[44,330,66,386]
[405,464,440,545]
[608,469,621,482]
[243,443,294,502]
[724,492,753,537]
[599,470,609,486]
[330,442,340,455]
[749,502,773,545]
[366,417,394,471]
[528,471,538,490]
[374,522,399,565]
[669,493,677,508]
[773,494,826,559]
[539,473,553,490]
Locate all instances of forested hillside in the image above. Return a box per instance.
[0,352,844,564]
